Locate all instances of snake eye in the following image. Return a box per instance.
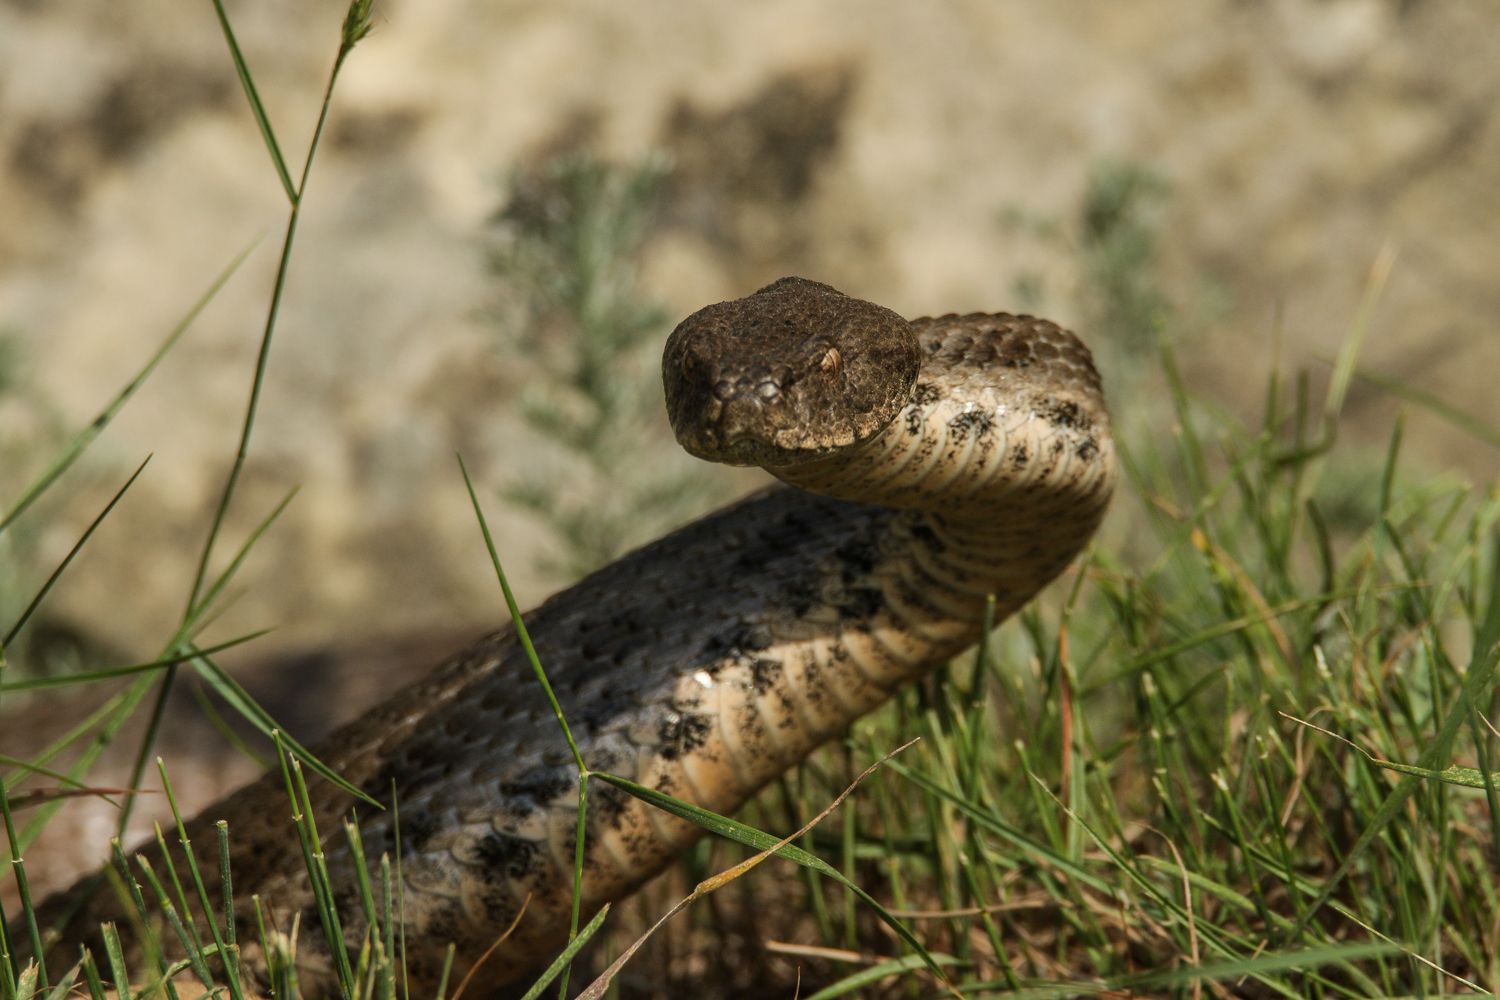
[820,346,842,376]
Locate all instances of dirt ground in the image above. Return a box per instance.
[1,3,1498,904]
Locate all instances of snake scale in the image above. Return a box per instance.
[29,277,1116,994]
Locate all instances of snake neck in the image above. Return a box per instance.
[768,312,1116,661]
[621,312,1116,836]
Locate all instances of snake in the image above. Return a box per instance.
[29,277,1116,995]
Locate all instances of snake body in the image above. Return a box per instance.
[33,278,1115,994]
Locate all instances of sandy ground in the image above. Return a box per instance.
[1,0,1498,907]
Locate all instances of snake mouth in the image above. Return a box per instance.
[671,374,871,468]
[677,392,813,467]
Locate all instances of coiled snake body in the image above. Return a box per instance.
[34,278,1116,993]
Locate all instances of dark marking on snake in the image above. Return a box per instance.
[657,712,713,760]
[476,832,542,880]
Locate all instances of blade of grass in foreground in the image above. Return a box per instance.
[0,245,254,539]
[0,631,271,695]
[579,740,958,1000]
[513,905,610,1000]
[456,455,584,768]
[0,892,13,998]
[80,949,107,1000]
[184,0,373,618]
[985,941,1397,1000]
[274,734,357,999]
[799,954,963,1000]
[107,0,382,844]
[156,760,246,1000]
[1,775,48,990]
[885,759,1114,896]
[185,645,375,805]
[1281,711,1500,789]
[2,456,151,652]
[457,453,592,998]
[589,752,958,996]
[208,0,295,203]
[73,839,178,1000]
[1289,532,1500,938]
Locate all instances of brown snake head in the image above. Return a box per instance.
[663,277,922,468]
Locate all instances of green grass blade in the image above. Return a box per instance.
[1290,530,1500,937]
[3,456,151,650]
[800,953,962,1000]
[1322,245,1395,430]
[185,487,299,625]
[457,454,585,771]
[456,454,594,993]
[391,787,410,1000]
[117,485,301,836]
[1285,712,1500,789]
[156,761,244,1000]
[0,888,15,1000]
[885,761,1115,895]
[274,738,357,997]
[186,0,373,618]
[0,245,252,539]
[590,764,950,989]
[1354,365,1500,450]
[100,924,130,1000]
[515,905,610,1000]
[216,821,236,951]
[0,631,270,695]
[207,0,295,203]
[187,647,376,805]
[79,949,107,1000]
[40,958,83,1000]
[433,944,454,1000]
[0,779,46,990]
[109,839,179,1000]
[133,853,215,995]
[342,819,383,967]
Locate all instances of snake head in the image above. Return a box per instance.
[663,277,921,469]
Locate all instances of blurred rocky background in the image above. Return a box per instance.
[1,0,1498,898]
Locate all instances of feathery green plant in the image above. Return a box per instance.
[486,153,726,578]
